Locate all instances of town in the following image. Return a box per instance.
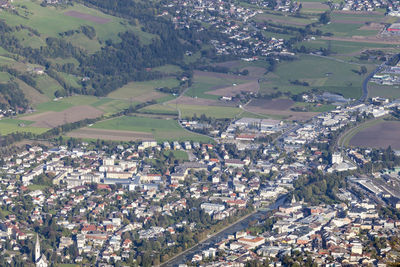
[0,92,399,266]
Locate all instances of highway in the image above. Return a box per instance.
[160,195,287,267]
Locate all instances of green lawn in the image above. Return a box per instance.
[90,115,212,142]
[164,150,188,160]
[27,184,49,191]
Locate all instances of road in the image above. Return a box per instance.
[160,195,287,267]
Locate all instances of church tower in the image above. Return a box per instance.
[35,234,48,267]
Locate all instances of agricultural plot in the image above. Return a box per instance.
[23,105,103,128]
[89,116,212,142]
[260,54,374,99]
[67,128,154,142]
[185,71,251,100]
[349,121,400,149]
[175,104,243,119]
[368,84,400,99]
[245,98,318,121]
[296,39,395,55]
[254,12,314,26]
[298,1,329,13]
[107,79,179,102]
[0,119,48,135]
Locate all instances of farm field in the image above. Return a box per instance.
[0,119,48,135]
[107,79,179,102]
[245,98,319,121]
[67,128,154,142]
[22,105,103,128]
[88,116,212,142]
[296,39,396,55]
[260,54,374,99]
[185,71,251,100]
[348,120,400,149]
[368,84,400,99]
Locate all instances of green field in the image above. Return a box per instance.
[0,119,48,135]
[1,0,152,45]
[164,150,189,160]
[90,115,212,142]
[172,104,243,119]
[261,54,374,99]
[139,103,179,115]
[35,75,64,98]
[107,78,179,100]
[296,39,395,55]
[185,75,247,100]
[33,95,132,115]
[0,72,12,83]
[152,64,183,75]
[368,83,400,99]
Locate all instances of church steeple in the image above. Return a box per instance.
[34,234,48,267]
[35,234,41,262]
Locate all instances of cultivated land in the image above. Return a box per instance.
[22,105,103,128]
[88,116,213,142]
[107,79,179,102]
[368,84,400,99]
[67,128,154,142]
[261,54,375,99]
[349,121,400,149]
[185,71,251,100]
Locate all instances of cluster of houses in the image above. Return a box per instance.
[339,0,389,12]
[189,196,400,266]
[160,0,293,58]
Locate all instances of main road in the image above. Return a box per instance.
[160,195,287,267]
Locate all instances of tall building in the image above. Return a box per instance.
[332,152,343,165]
[35,234,48,267]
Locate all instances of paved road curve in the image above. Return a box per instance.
[161,195,287,267]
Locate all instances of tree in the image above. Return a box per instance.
[319,12,331,24]
[360,66,368,75]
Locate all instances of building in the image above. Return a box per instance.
[35,234,48,267]
[388,23,400,32]
[332,152,343,165]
